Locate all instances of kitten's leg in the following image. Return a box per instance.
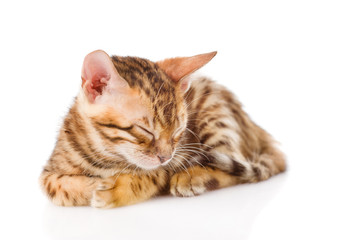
[248,146,286,182]
[169,147,285,197]
[260,145,286,175]
[91,170,168,208]
[39,169,100,206]
[170,165,239,197]
[207,143,286,184]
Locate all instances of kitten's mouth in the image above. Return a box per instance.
[134,154,173,170]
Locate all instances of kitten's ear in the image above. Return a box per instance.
[157,51,217,92]
[81,50,129,102]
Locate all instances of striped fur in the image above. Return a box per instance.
[39,50,286,208]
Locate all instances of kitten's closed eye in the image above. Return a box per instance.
[97,122,154,144]
[135,125,154,141]
[172,127,184,143]
[96,122,133,131]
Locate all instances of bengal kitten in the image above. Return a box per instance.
[40,50,286,208]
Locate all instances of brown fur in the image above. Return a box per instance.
[39,50,286,208]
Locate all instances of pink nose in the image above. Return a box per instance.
[157,155,171,163]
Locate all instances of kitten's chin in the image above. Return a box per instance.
[134,160,162,170]
[122,151,172,170]
[127,156,164,170]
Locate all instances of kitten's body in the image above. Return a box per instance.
[40,51,286,208]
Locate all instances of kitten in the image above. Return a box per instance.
[40,50,286,208]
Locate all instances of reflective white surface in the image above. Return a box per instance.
[1,0,346,239]
[42,175,286,240]
[3,170,288,240]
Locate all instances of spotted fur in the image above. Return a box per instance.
[39,50,286,208]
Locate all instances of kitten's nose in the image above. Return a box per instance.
[157,155,171,163]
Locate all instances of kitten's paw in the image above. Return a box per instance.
[91,178,116,208]
[170,171,214,197]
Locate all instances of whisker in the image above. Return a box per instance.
[180,143,212,148]
[175,151,207,171]
[180,91,219,114]
[114,163,134,182]
[185,127,200,141]
[174,153,193,167]
[177,146,210,153]
[155,82,165,101]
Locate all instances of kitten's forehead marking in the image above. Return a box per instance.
[141,116,150,127]
[111,55,181,129]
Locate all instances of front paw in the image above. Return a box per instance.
[91,178,117,208]
[170,171,215,197]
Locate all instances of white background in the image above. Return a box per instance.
[0,1,346,239]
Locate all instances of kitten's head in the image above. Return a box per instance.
[78,50,216,170]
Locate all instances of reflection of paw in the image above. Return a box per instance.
[170,171,215,197]
[91,178,116,209]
